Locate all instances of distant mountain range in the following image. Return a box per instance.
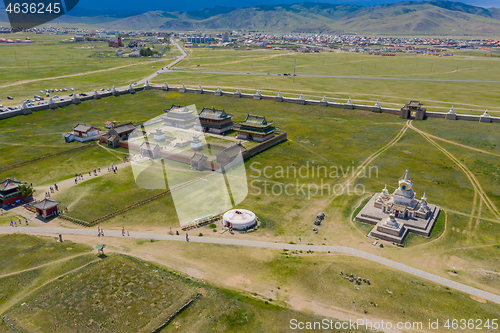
[2,1,500,34]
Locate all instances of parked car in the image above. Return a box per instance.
[7,96,13,100]
[63,88,67,91]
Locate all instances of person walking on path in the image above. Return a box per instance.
[25,218,28,225]
[186,233,189,242]
[127,231,130,237]
[122,227,125,236]
[10,220,13,227]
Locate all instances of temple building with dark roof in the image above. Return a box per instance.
[194,107,234,134]
[234,114,276,142]
[0,178,29,206]
[162,104,198,129]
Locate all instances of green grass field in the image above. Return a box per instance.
[0,234,375,333]
[153,46,500,116]
[0,33,179,105]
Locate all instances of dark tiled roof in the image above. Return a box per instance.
[191,153,207,162]
[111,123,136,135]
[0,178,26,191]
[239,114,273,127]
[164,104,196,114]
[216,143,246,163]
[199,107,233,120]
[32,198,60,210]
[73,123,99,132]
[234,114,275,134]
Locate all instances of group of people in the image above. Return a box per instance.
[45,183,59,197]
[73,164,119,184]
[122,227,129,237]
[9,217,28,227]
[108,164,118,174]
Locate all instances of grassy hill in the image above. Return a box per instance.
[10,0,498,35]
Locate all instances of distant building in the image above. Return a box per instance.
[195,107,234,134]
[190,153,208,170]
[161,104,198,128]
[100,122,136,147]
[66,123,101,142]
[32,198,60,218]
[354,168,441,244]
[216,143,246,165]
[222,33,230,43]
[234,114,275,142]
[140,142,161,159]
[108,36,123,47]
[73,123,100,138]
[400,101,426,120]
[0,178,30,206]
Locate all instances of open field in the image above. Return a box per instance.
[1,39,500,330]
[1,90,499,298]
[0,234,373,333]
[151,46,500,115]
[0,33,179,105]
[42,234,500,333]
[50,160,212,222]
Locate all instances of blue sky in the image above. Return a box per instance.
[70,0,500,12]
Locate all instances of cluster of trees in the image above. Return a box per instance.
[139,47,158,57]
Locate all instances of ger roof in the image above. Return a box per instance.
[32,198,60,210]
[0,178,26,191]
[199,107,233,120]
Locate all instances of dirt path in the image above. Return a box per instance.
[1,226,499,305]
[0,257,99,316]
[408,126,500,158]
[409,121,500,221]
[0,252,90,279]
[0,58,175,89]
[333,120,410,198]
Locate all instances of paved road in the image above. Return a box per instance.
[1,227,499,305]
[5,38,187,110]
[169,69,500,83]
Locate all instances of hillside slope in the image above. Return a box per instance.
[2,1,500,35]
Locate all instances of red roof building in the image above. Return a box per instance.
[32,198,60,218]
[0,178,30,206]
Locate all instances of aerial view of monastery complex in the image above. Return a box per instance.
[1,0,500,332]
